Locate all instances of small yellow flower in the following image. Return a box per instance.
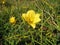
[2,1,5,4]
[2,0,5,4]
[22,10,41,28]
[9,16,16,24]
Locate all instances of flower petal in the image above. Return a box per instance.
[22,13,26,19]
[30,23,36,28]
[34,14,41,23]
[27,10,35,16]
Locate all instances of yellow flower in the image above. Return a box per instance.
[22,10,41,28]
[2,1,5,4]
[2,0,5,4]
[9,16,16,24]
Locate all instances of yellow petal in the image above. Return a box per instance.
[22,13,30,23]
[34,14,41,23]
[27,10,35,17]
[30,23,36,28]
[22,13,26,19]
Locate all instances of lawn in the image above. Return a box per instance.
[0,0,60,45]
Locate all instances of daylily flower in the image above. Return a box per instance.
[22,10,41,28]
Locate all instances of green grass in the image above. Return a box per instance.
[0,0,60,45]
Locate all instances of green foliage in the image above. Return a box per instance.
[0,0,60,45]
